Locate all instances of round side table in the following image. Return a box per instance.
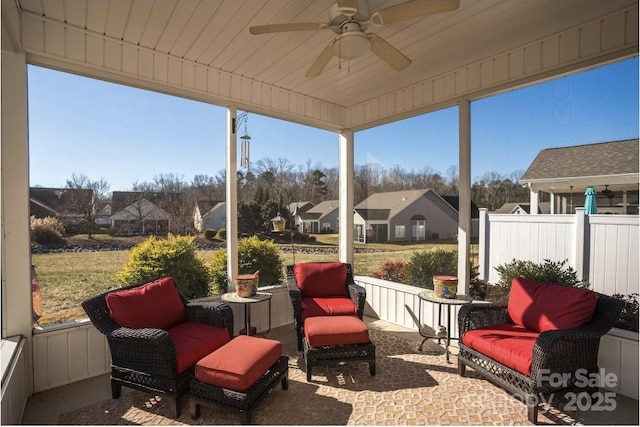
[221,291,272,336]
[418,290,471,363]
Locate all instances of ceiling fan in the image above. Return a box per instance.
[249,0,460,77]
[598,185,615,206]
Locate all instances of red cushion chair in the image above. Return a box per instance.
[287,262,366,350]
[458,278,624,424]
[82,277,234,418]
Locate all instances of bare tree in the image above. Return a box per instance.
[65,173,110,237]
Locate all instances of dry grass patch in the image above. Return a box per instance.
[33,236,475,326]
[32,251,128,325]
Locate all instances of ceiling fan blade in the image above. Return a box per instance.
[370,35,411,71]
[249,22,324,35]
[337,0,359,17]
[371,0,460,26]
[305,43,334,77]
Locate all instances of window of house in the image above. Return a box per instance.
[395,225,405,239]
[412,220,426,240]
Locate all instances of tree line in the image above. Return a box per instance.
[61,158,534,235]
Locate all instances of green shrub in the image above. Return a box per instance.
[209,236,284,295]
[30,215,65,244]
[404,248,477,289]
[204,229,217,241]
[494,258,585,289]
[216,228,226,240]
[612,293,639,332]
[371,261,406,282]
[113,234,210,299]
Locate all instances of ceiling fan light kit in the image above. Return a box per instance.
[248,0,460,77]
[332,30,370,60]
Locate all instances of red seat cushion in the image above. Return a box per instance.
[106,277,185,330]
[294,262,349,298]
[168,322,231,373]
[507,277,598,332]
[195,336,282,391]
[304,315,370,347]
[462,323,539,376]
[301,297,358,321]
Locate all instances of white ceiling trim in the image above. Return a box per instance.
[523,173,640,194]
[19,11,348,132]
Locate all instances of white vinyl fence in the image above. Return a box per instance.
[478,208,639,296]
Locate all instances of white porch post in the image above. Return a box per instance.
[458,101,471,295]
[338,130,354,265]
[1,51,33,391]
[574,207,589,282]
[478,208,490,281]
[225,107,238,291]
[529,186,539,215]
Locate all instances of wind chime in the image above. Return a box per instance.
[237,111,251,170]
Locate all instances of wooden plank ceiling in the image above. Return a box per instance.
[17,0,637,114]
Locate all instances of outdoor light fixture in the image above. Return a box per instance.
[271,214,286,232]
[331,23,370,60]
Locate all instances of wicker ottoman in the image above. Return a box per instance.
[189,335,289,424]
[303,315,376,381]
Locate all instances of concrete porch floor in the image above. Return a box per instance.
[22,317,639,425]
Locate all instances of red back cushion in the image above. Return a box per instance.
[507,277,597,332]
[294,262,348,298]
[106,277,185,330]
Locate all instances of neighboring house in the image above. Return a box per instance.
[495,202,551,215]
[95,201,112,226]
[29,187,94,233]
[519,139,639,214]
[354,189,479,243]
[194,201,226,232]
[297,200,339,234]
[109,198,171,236]
[111,191,190,234]
[288,201,315,232]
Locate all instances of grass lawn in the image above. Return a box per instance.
[32,234,469,326]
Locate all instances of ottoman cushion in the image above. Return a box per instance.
[304,315,370,347]
[195,335,282,391]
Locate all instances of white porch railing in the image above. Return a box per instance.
[29,274,638,401]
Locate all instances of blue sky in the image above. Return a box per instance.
[28,57,638,192]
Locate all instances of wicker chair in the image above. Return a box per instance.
[287,262,366,351]
[457,280,624,424]
[82,278,234,418]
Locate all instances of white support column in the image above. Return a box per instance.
[478,208,490,281]
[225,107,238,291]
[1,51,33,392]
[574,207,588,282]
[529,186,539,215]
[338,130,354,265]
[549,192,556,214]
[458,101,471,295]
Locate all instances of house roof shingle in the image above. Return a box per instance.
[520,139,639,181]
